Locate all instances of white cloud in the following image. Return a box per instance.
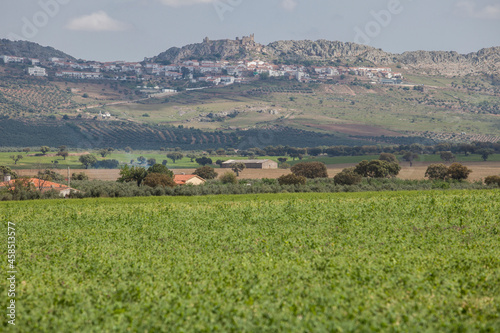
[157,0,217,7]
[281,0,298,11]
[66,11,130,32]
[455,1,500,20]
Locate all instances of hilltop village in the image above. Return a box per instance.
[1,35,404,93]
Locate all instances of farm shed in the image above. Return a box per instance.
[174,175,206,186]
[221,159,278,169]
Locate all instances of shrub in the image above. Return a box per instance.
[448,163,472,181]
[194,166,218,180]
[291,162,328,179]
[425,164,449,180]
[279,162,291,169]
[143,173,176,188]
[334,167,362,185]
[484,175,500,186]
[278,174,307,186]
[220,172,237,184]
[72,172,89,181]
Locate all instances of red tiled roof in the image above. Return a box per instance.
[173,175,205,185]
[0,178,73,193]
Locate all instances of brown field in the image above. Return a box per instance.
[16,162,500,183]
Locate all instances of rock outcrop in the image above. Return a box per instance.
[154,37,499,76]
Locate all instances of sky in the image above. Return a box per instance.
[1,0,499,61]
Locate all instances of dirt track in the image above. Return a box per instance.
[16,162,500,182]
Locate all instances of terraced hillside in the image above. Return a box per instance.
[0,78,76,116]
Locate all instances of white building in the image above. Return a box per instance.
[28,66,47,77]
[2,55,24,64]
[56,71,103,79]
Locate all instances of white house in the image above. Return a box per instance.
[28,66,47,77]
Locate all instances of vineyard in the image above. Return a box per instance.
[0,79,75,116]
[1,190,499,331]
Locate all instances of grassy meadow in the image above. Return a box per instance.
[2,151,500,171]
[1,190,499,331]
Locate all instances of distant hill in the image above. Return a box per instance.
[154,36,500,76]
[0,39,75,60]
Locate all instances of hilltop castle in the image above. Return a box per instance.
[203,34,255,46]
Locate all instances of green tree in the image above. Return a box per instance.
[57,151,69,160]
[147,158,157,166]
[147,164,174,178]
[40,146,50,155]
[425,164,449,180]
[194,166,218,180]
[143,173,176,188]
[137,156,146,165]
[187,154,197,162]
[196,157,213,166]
[99,149,110,158]
[167,152,184,164]
[231,162,246,177]
[278,174,306,186]
[10,155,23,165]
[477,148,494,162]
[23,148,30,154]
[354,160,401,178]
[334,167,363,185]
[118,165,148,186]
[379,153,398,163]
[402,151,419,167]
[79,154,98,169]
[448,163,472,181]
[439,151,455,163]
[291,162,328,179]
[0,166,18,179]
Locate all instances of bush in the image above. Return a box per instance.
[448,163,472,181]
[143,173,176,188]
[291,162,328,179]
[425,164,449,180]
[71,172,89,181]
[334,167,362,185]
[194,166,218,180]
[278,174,307,185]
[279,162,291,169]
[484,175,500,186]
[220,172,237,184]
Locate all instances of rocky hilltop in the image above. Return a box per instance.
[0,39,75,60]
[155,36,499,76]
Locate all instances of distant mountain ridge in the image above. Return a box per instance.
[0,39,75,60]
[154,37,500,76]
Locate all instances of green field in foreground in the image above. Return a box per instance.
[1,191,500,331]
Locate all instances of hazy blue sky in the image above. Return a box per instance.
[1,0,499,61]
